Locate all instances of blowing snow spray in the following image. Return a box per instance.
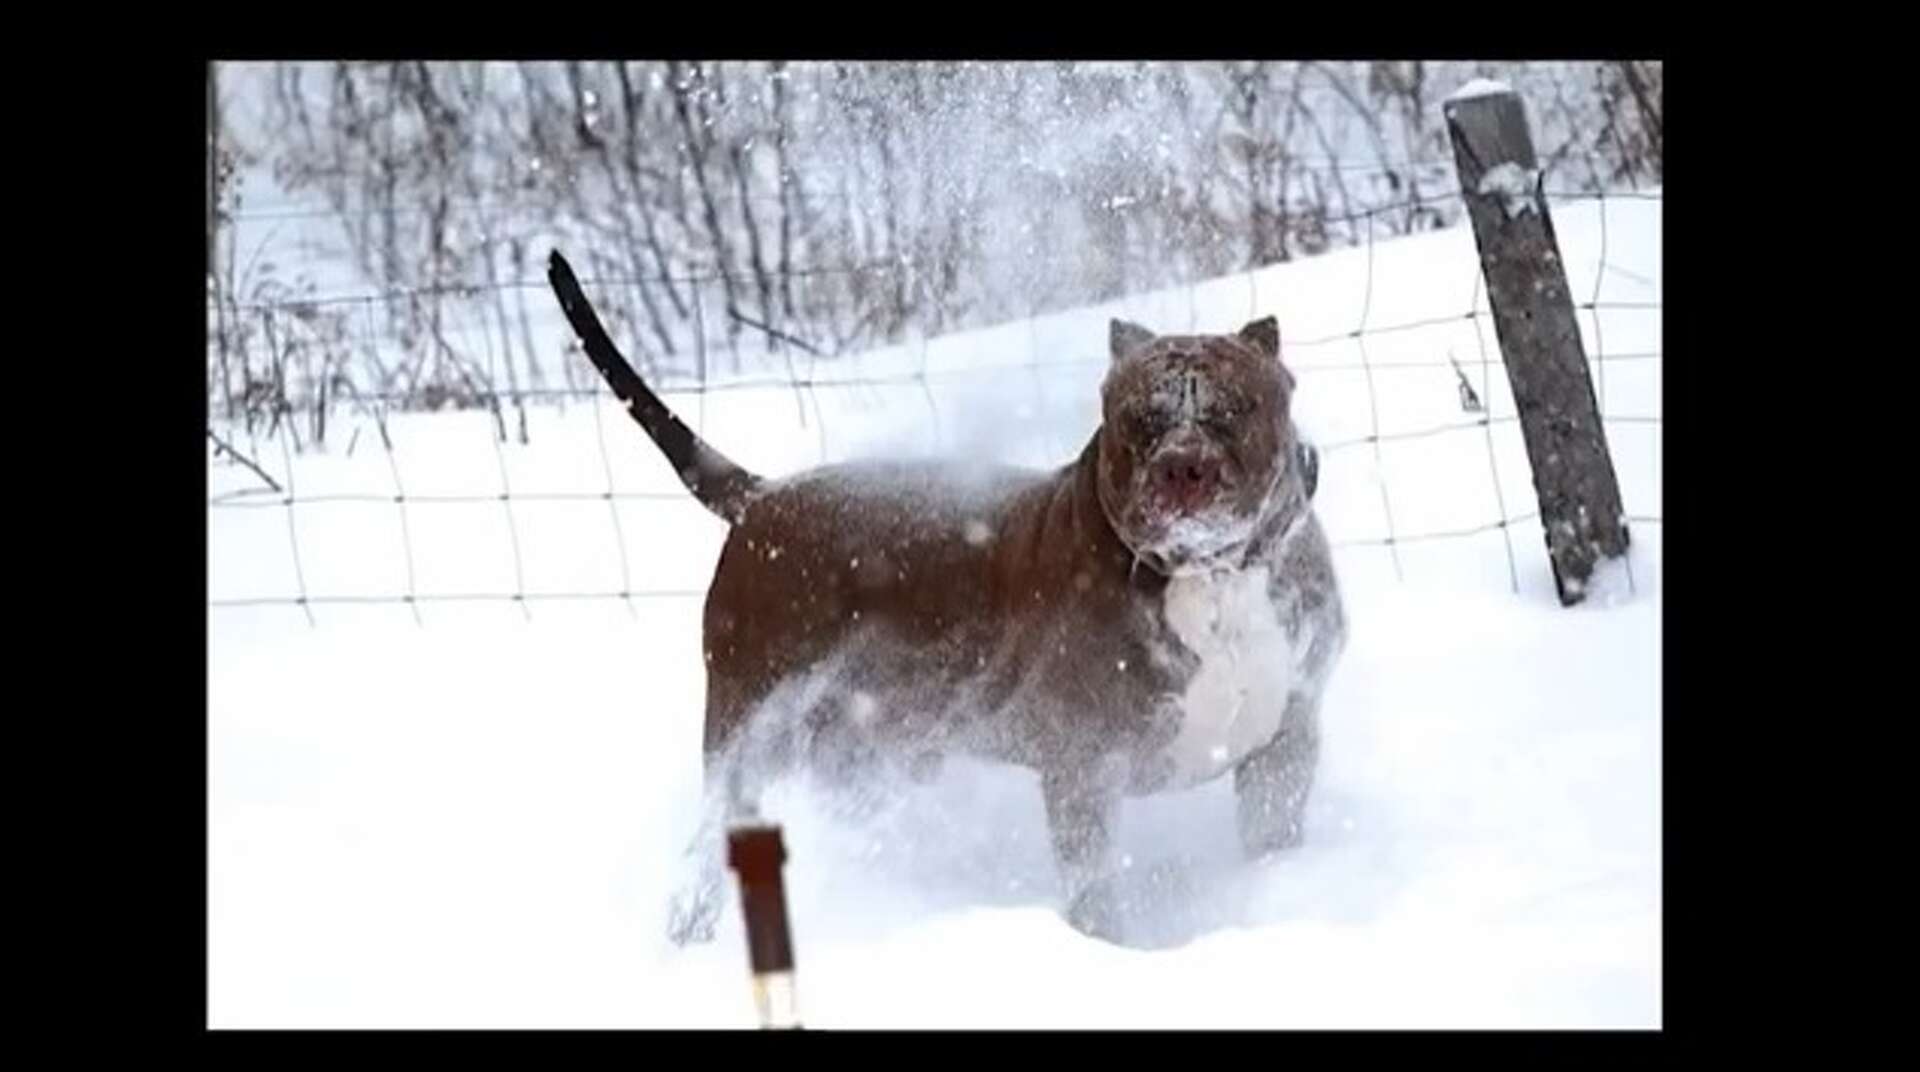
[727,824,802,1029]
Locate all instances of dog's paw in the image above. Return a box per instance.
[1239,821,1306,865]
[1236,801,1308,864]
[1066,864,1222,950]
[1064,879,1130,945]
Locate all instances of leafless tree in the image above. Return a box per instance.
[217,60,1660,438]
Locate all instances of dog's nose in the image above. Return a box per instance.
[1150,451,1222,510]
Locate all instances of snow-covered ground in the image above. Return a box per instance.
[208,191,1661,1028]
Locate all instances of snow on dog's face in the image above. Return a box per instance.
[1096,316,1297,575]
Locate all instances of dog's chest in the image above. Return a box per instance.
[1152,565,1298,786]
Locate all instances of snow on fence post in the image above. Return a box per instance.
[1445,80,1629,606]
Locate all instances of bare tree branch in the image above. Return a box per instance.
[727,309,821,356]
[208,428,284,493]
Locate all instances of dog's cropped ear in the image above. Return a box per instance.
[1238,315,1280,359]
[1110,319,1156,363]
[1240,314,1297,394]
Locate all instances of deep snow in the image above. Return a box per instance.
[208,190,1661,1028]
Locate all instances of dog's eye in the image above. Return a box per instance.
[1210,399,1253,425]
[1131,410,1170,437]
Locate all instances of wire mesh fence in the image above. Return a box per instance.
[207,186,1661,621]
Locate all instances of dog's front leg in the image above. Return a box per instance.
[1232,692,1320,859]
[1042,764,1126,941]
[1236,579,1342,862]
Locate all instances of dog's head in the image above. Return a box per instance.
[1096,316,1303,575]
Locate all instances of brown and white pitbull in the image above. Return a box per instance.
[546,252,1347,945]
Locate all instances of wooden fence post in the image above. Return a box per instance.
[1445,80,1630,606]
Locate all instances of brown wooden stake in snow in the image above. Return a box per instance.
[728,824,802,1029]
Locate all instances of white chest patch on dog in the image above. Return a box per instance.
[1158,564,1297,787]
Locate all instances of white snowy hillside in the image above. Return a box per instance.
[208,175,1662,1026]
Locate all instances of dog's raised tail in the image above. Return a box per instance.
[547,250,762,525]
